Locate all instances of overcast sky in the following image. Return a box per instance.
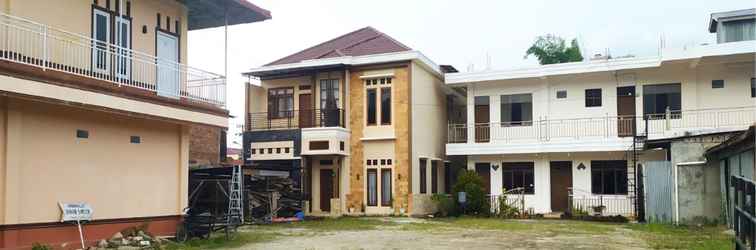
[187,0,754,148]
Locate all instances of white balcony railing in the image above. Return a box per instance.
[448,106,756,143]
[645,106,756,137]
[0,12,225,108]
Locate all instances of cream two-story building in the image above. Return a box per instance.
[0,0,269,248]
[445,9,755,220]
[243,27,458,217]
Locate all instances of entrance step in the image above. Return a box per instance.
[544,212,564,219]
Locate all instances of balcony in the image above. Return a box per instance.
[644,106,756,139]
[447,106,756,155]
[246,109,345,131]
[0,12,226,108]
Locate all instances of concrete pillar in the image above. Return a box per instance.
[341,155,350,214]
[0,98,6,225]
[179,125,190,213]
[4,100,21,225]
[466,84,475,144]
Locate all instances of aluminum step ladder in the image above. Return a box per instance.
[227,165,243,225]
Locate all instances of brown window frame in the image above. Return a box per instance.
[381,168,392,206]
[367,169,378,206]
[585,88,602,107]
[309,141,329,150]
[431,161,438,194]
[590,160,628,195]
[380,87,391,125]
[501,162,535,194]
[268,87,294,119]
[419,159,427,194]
[366,88,377,125]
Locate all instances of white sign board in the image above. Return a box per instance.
[59,202,93,222]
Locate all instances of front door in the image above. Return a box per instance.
[320,169,333,212]
[156,31,179,98]
[299,94,313,128]
[475,163,491,195]
[550,161,573,212]
[474,97,490,142]
[617,86,636,137]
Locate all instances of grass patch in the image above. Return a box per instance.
[161,231,281,250]
[625,223,733,250]
[401,217,618,235]
[264,217,395,231]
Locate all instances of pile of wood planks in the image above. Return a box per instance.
[246,175,302,221]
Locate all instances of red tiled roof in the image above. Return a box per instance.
[265,27,412,66]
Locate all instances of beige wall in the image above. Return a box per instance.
[410,62,448,195]
[0,99,5,224]
[249,71,347,115]
[310,156,339,214]
[5,0,188,64]
[1,98,188,224]
[0,75,227,127]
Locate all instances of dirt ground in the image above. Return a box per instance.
[235,217,651,250]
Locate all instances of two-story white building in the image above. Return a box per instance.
[445,9,755,219]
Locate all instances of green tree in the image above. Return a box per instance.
[524,34,584,65]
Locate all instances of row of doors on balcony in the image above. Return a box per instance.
[296,80,340,128]
[473,86,637,142]
[92,8,179,98]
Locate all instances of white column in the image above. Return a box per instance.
[466,84,475,144]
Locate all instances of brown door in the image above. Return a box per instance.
[550,161,573,212]
[299,94,313,128]
[616,86,636,137]
[474,96,490,142]
[320,169,333,212]
[475,163,491,195]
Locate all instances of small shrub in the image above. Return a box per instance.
[31,243,52,250]
[451,169,489,216]
[431,193,455,217]
[494,192,520,219]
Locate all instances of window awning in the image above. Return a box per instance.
[182,0,271,30]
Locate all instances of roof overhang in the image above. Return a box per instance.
[243,50,444,78]
[709,8,756,33]
[445,40,756,85]
[706,125,755,156]
[183,0,271,30]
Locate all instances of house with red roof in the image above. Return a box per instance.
[243,27,460,216]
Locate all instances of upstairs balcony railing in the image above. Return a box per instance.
[0,12,226,108]
[448,106,756,143]
[246,109,345,131]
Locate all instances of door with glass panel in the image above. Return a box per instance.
[91,8,110,75]
[114,16,131,80]
[320,79,339,127]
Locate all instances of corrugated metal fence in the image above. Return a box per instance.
[644,161,674,223]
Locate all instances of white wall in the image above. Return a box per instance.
[467,150,666,215]
[459,57,755,148]
[468,60,754,125]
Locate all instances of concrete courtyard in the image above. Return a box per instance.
[167,217,733,250]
